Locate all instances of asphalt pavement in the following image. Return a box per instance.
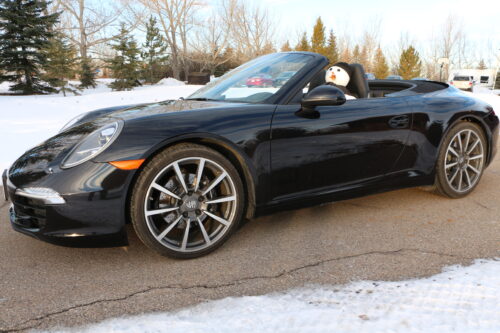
[1,144,499,332]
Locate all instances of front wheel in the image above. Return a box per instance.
[434,122,486,198]
[131,144,245,258]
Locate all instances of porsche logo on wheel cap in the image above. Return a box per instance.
[185,200,197,210]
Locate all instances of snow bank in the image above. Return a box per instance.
[0,84,201,174]
[0,81,12,93]
[468,86,500,111]
[42,258,500,333]
[157,78,185,86]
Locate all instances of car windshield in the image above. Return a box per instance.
[187,53,314,103]
[454,76,471,81]
[278,71,296,78]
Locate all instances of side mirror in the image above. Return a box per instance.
[301,85,346,108]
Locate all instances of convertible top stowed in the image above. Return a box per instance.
[368,80,448,97]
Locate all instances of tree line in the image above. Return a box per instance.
[0,0,494,95]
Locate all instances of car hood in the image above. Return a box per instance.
[75,99,244,124]
[8,100,245,184]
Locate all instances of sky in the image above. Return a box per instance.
[251,0,500,66]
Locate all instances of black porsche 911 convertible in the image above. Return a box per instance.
[4,52,498,258]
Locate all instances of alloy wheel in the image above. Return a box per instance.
[143,157,237,253]
[444,129,484,193]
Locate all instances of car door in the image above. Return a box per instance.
[270,96,413,200]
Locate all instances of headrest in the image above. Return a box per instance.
[347,63,369,98]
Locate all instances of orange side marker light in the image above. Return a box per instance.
[109,159,145,170]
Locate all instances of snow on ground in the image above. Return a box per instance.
[41,258,500,333]
[157,77,185,86]
[0,80,201,174]
[469,86,500,108]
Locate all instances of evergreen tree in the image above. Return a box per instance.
[398,45,422,79]
[359,45,370,70]
[0,0,59,94]
[261,41,276,55]
[108,24,141,91]
[79,57,96,88]
[340,47,351,63]
[310,17,327,56]
[141,16,168,84]
[281,40,292,52]
[216,47,237,76]
[477,59,487,70]
[43,33,79,96]
[325,30,338,63]
[351,45,361,63]
[295,32,309,52]
[373,47,389,79]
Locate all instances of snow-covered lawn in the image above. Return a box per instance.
[41,258,500,333]
[0,80,201,173]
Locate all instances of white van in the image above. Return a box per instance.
[450,75,474,91]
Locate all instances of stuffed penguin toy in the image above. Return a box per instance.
[325,62,356,99]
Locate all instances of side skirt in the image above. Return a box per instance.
[255,171,434,217]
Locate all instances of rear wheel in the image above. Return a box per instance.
[131,144,244,258]
[435,122,486,198]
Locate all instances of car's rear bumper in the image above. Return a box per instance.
[453,83,472,90]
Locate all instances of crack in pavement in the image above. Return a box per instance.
[474,200,492,210]
[1,248,472,333]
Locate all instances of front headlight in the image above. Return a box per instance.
[60,112,89,132]
[61,121,123,169]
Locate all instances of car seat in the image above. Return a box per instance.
[347,63,369,98]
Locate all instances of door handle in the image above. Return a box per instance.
[389,115,409,129]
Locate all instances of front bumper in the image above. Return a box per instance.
[5,162,132,248]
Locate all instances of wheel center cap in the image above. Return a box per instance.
[180,194,200,212]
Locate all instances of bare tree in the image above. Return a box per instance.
[359,17,381,71]
[438,14,467,78]
[337,32,352,63]
[44,0,63,15]
[422,36,441,80]
[189,11,230,75]
[221,0,275,62]
[60,0,130,59]
[138,0,201,80]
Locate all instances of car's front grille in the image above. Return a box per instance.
[11,195,47,229]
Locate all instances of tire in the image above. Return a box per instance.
[131,143,245,258]
[434,122,487,198]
